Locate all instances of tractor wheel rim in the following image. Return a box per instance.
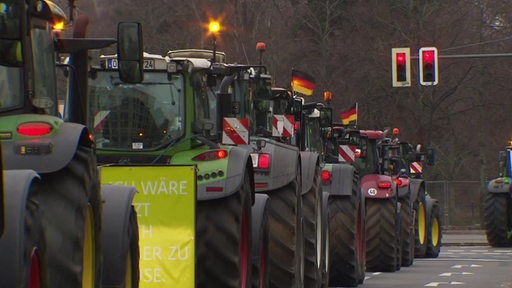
[125,252,132,288]
[418,203,426,245]
[82,205,95,288]
[431,217,440,247]
[29,248,41,288]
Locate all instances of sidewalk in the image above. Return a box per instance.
[441,229,488,246]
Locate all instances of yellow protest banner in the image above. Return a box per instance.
[100,165,196,288]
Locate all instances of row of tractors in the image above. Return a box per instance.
[0,1,442,287]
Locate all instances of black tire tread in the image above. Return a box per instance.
[267,172,302,288]
[399,197,414,267]
[303,165,322,288]
[196,170,252,288]
[484,192,512,247]
[38,145,102,287]
[365,199,398,272]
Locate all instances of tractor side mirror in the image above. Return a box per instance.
[319,107,333,128]
[117,22,143,84]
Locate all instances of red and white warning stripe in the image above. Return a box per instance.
[272,115,294,137]
[222,117,249,145]
[338,145,356,163]
[410,161,423,174]
[93,110,110,133]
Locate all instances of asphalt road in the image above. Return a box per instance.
[333,230,512,288]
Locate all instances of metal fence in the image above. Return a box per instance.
[425,181,483,229]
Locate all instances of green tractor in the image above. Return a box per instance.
[0,1,138,287]
[82,49,257,287]
[484,145,512,247]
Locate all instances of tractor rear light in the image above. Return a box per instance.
[258,154,270,169]
[17,122,52,136]
[378,181,392,189]
[192,149,228,161]
[394,177,402,186]
[355,149,361,158]
[495,179,504,184]
[294,122,300,130]
[321,170,331,185]
[251,153,271,169]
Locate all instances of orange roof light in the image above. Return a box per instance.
[393,128,400,135]
[53,21,65,31]
[324,91,332,102]
[256,42,266,51]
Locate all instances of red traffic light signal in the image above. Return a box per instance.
[391,48,411,87]
[419,47,438,85]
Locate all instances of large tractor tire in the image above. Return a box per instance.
[425,199,442,258]
[320,192,330,288]
[0,171,47,288]
[197,169,252,288]
[251,194,270,288]
[37,145,102,287]
[101,185,139,288]
[484,192,512,247]
[328,195,363,287]
[302,165,322,288]
[267,167,303,288]
[414,196,428,258]
[399,196,414,267]
[365,198,399,272]
[328,174,364,287]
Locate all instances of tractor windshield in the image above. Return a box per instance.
[87,71,185,150]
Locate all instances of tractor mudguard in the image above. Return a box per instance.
[487,178,511,194]
[324,163,357,196]
[425,195,438,212]
[100,184,138,288]
[397,185,410,199]
[247,137,300,192]
[208,146,253,198]
[299,151,319,195]
[0,170,40,288]
[361,174,397,199]
[408,179,425,203]
[2,122,89,174]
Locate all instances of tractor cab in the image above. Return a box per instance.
[0,0,65,117]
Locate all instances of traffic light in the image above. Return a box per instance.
[391,48,411,87]
[419,47,438,86]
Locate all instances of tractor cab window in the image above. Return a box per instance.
[30,18,57,115]
[87,70,185,150]
[354,137,378,177]
[191,72,217,138]
[0,1,23,111]
[0,65,22,111]
[251,80,272,136]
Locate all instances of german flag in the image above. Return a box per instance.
[291,69,316,96]
[340,103,358,125]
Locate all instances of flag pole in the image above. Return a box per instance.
[355,102,358,127]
